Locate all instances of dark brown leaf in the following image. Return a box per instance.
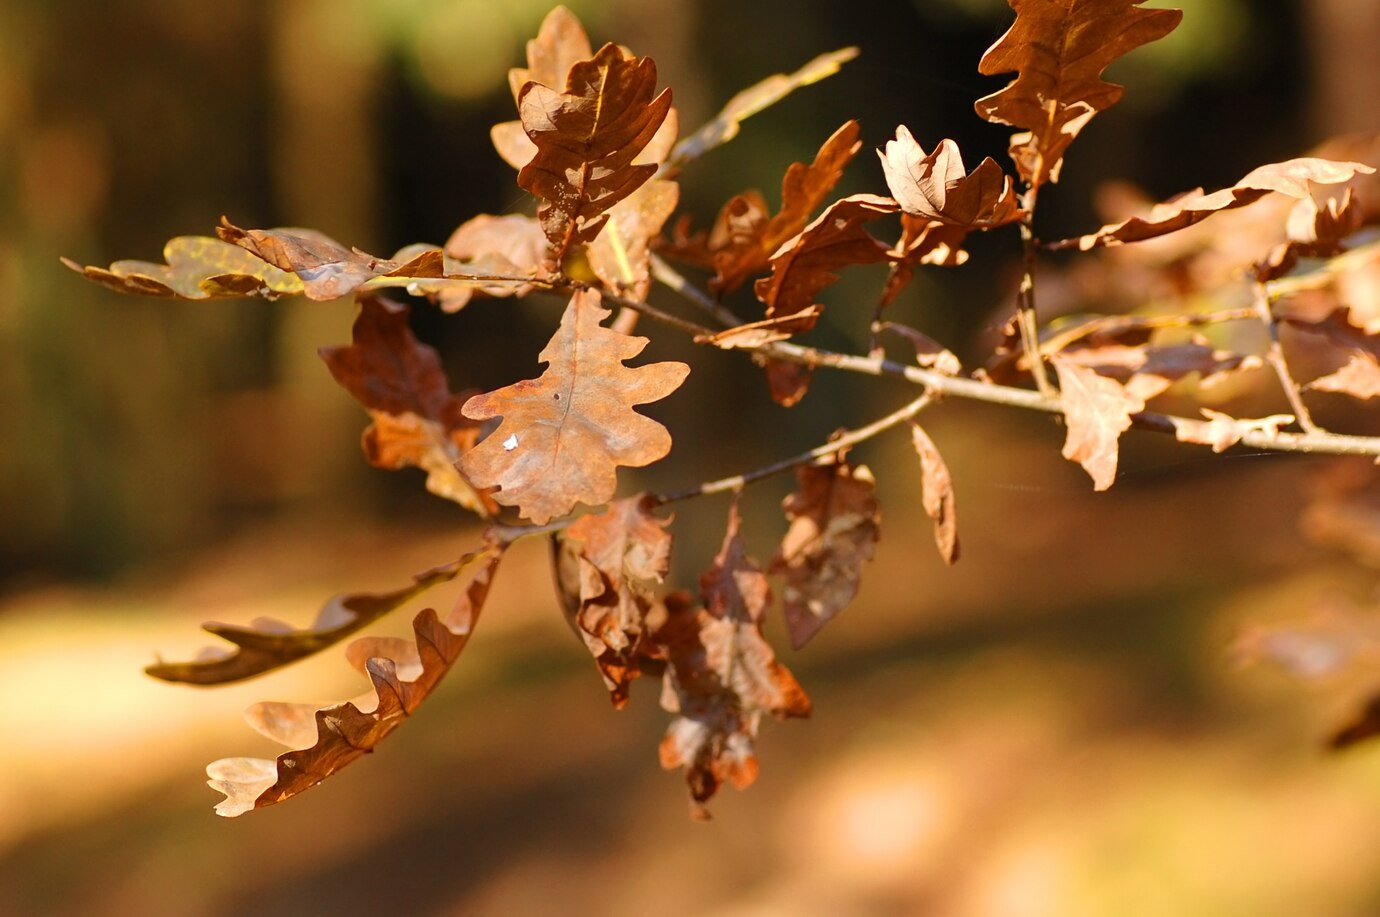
[207,544,503,816]
[516,43,672,264]
[976,0,1183,188]
[771,462,881,648]
[459,289,689,524]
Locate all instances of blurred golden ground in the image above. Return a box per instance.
[7,411,1380,915]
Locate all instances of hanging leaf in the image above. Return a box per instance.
[459,289,689,524]
[1053,159,1374,252]
[556,494,673,706]
[207,544,504,816]
[62,236,304,300]
[1308,352,1380,400]
[976,0,1183,188]
[516,43,673,264]
[878,128,1021,229]
[320,296,493,515]
[1052,354,1146,490]
[910,423,960,565]
[217,219,444,301]
[771,461,881,649]
[667,47,858,170]
[146,556,475,686]
[655,500,810,817]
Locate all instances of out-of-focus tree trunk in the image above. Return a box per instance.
[1305,0,1380,137]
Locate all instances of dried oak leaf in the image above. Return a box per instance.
[588,177,680,301]
[516,43,672,264]
[879,321,963,376]
[910,423,960,565]
[459,289,689,525]
[1173,408,1295,453]
[490,5,594,171]
[320,296,493,516]
[878,214,974,309]
[62,236,303,300]
[1258,191,1364,282]
[423,214,550,313]
[656,500,810,817]
[1308,352,1380,400]
[217,218,443,301]
[207,544,504,816]
[771,461,881,649]
[556,493,672,706]
[147,555,474,686]
[878,128,1021,229]
[1053,337,1261,401]
[1059,159,1375,252]
[1052,354,1146,490]
[695,307,824,351]
[667,47,858,170]
[691,121,864,296]
[976,0,1182,188]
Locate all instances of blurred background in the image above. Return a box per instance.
[4,0,1380,914]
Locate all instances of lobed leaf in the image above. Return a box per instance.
[656,500,810,817]
[1052,354,1146,490]
[147,555,475,685]
[771,461,881,649]
[555,494,673,706]
[516,43,672,264]
[1056,158,1374,252]
[320,296,494,515]
[976,0,1182,188]
[878,128,1021,229]
[459,289,689,525]
[1307,352,1380,401]
[62,236,304,300]
[424,214,550,312]
[207,544,504,815]
[667,47,859,170]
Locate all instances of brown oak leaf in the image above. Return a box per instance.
[426,213,549,312]
[1173,409,1295,453]
[910,423,960,565]
[320,296,493,515]
[771,461,881,649]
[878,128,1021,229]
[556,494,673,707]
[1052,354,1146,490]
[516,43,672,265]
[459,289,689,524]
[1056,159,1374,251]
[976,0,1183,188]
[1308,352,1380,400]
[217,218,443,301]
[656,501,810,817]
[207,544,503,816]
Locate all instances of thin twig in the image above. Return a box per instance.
[1253,280,1319,433]
[649,254,746,328]
[1016,189,1054,396]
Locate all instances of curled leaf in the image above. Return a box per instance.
[878,128,1021,229]
[207,544,504,815]
[62,236,303,300]
[910,423,960,565]
[771,461,881,648]
[668,47,858,170]
[490,5,594,170]
[516,43,672,264]
[459,290,689,524]
[147,555,474,685]
[976,0,1183,187]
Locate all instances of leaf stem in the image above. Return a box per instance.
[1253,280,1319,433]
[1016,197,1054,396]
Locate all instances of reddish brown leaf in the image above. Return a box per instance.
[557,494,673,707]
[207,544,504,816]
[321,296,493,515]
[147,555,474,686]
[516,43,672,264]
[62,236,304,300]
[668,47,858,170]
[1058,159,1374,252]
[217,218,444,301]
[771,462,881,649]
[878,215,974,309]
[1172,409,1295,453]
[910,423,960,565]
[459,290,689,524]
[655,501,810,816]
[490,6,594,169]
[878,128,1021,229]
[976,0,1183,188]
[763,361,815,409]
[754,193,898,324]
[1052,354,1146,490]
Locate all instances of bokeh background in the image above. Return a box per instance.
[4,0,1380,914]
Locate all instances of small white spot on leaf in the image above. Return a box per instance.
[502,434,519,451]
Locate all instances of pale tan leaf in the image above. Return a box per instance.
[878,128,1021,228]
[63,236,304,300]
[1308,351,1380,400]
[1052,355,1146,490]
[910,423,960,565]
[1173,408,1295,453]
